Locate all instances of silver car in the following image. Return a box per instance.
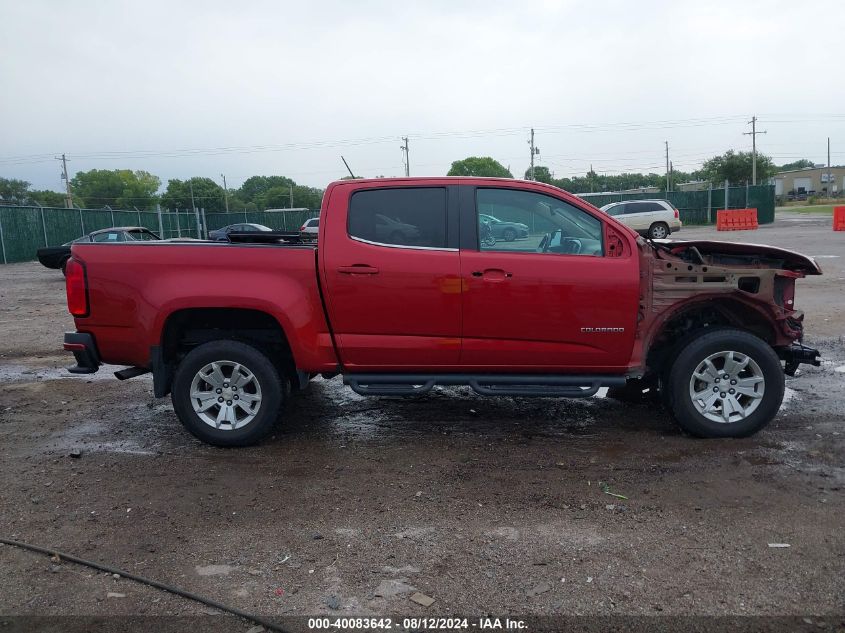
[599,200,682,239]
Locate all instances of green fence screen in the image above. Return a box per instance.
[578,184,775,226]
[0,206,320,264]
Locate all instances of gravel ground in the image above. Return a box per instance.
[0,213,843,632]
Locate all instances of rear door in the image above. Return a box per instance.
[321,185,462,370]
[459,185,639,371]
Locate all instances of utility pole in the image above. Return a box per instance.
[528,128,539,180]
[289,184,294,208]
[828,137,833,197]
[743,115,767,185]
[664,141,670,192]
[400,137,410,177]
[56,154,72,208]
[221,174,229,212]
[189,180,196,214]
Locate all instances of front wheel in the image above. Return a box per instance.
[666,328,784,438]
[171,340,284,447]
[503,228,517,242]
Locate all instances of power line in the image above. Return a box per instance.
[10,113,833,165]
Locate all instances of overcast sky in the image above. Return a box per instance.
[2,0,843,192]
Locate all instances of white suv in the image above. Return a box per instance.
[599,199,681,239]
[299,217,319,239]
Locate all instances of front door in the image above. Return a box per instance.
[460,186,639,372]
[321,185,461,370]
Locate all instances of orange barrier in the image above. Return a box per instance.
[716,208,759,231]
[834,206,845,231]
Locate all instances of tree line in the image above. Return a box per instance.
[447,151,788,193]
[0,151,809,211]
[0,172,324,212]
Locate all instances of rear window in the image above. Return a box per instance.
[348,187,447,248]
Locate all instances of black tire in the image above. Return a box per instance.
[171,340,284,447]
[666,328,784,438]
[503,228,517,242]
[648,222,669,239]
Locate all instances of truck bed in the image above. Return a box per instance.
[71,241,336,371]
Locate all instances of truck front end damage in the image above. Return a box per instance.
[635,238,822,375]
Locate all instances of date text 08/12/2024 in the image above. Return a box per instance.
[307,616,528,630]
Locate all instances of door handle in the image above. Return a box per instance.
[471,268,512,280]
[337,265,379,275]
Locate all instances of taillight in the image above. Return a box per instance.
[299,225,306,231]
[65,258,89,317]
[782,279,795,309]
[673,207,679,219]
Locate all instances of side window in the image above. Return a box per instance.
[624,202,646,215]
[92,231,123,242]
[477,188,603,256]
[605,204,626,217]
[348,187,447,248]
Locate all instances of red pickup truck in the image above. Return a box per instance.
[62,177,821,446]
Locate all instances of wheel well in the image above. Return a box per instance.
[161,308,295,383]
[645,299,776,373]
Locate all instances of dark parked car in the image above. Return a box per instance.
[36,227,160,273]
[208,223,273,241]
[478,213,529,241]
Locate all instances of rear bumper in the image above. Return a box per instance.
[64,332,100,374]
[778,342,821,376]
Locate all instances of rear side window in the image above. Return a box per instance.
[628,202,666,213]
[92,231,123,242]
[624,202,648,214]
[348,187,447,248]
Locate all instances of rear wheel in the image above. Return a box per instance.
[648,222,669,239]
[666,328,784,438]
[171,340,284,447]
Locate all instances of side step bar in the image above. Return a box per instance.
[343,374,626,398]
